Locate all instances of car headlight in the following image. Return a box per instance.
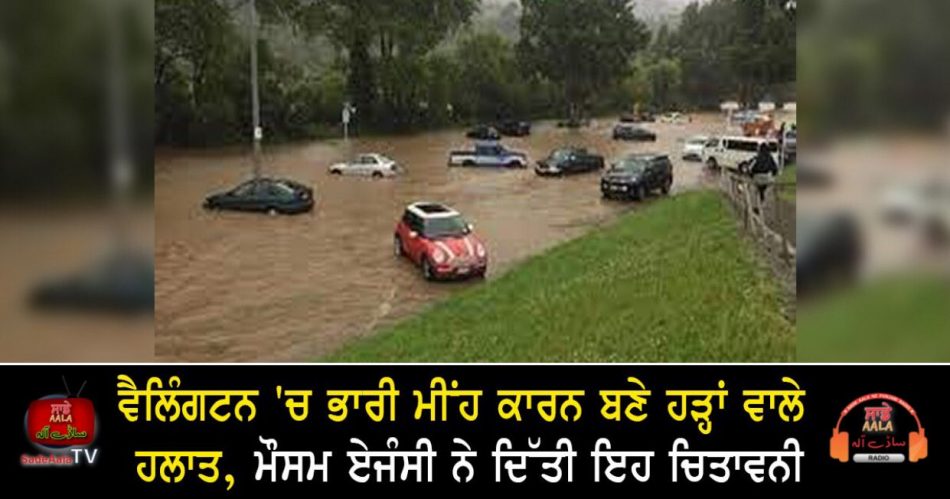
[476,243,486,258]
[432,249,446,264]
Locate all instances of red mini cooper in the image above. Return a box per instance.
[394,202,488,280]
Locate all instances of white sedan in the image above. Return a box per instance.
[329,153,400,178]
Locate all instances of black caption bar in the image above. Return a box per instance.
[1,365,942,494]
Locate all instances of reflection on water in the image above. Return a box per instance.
[155,114,734,361]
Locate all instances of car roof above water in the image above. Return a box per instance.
[407,202,460,219]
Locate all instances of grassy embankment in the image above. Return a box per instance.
[331,191,794,362]
[798,276,950,361]
[778,164,796,201]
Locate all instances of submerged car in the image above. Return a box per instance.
[30,249,153,314]
[797,213,862,297]
[612,123,657,141]
[496,120,531,137]
[556,117,591,128]
[203,177,314,215]
[394,202,488,280]
[659,112,690,124]
[620,111,656,123]
[329,153,400,178]
[466,125,501,141]
[535,147,604,176]
[601,154,673,200]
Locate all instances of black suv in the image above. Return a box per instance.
[601,154,673,200]
[535,147,605,176]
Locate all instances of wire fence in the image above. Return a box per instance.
[720,171,796,271]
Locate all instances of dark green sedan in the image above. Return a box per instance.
[204,177,314,215]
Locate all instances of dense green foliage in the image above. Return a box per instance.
[155,0,796,147]
[1,0,152,198]
[331,191,794,362]
[798,0,950,136]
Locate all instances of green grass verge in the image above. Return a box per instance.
[798,276,950,361]
[329,191,794,362]
[778,164,796,201]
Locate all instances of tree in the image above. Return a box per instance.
[454,32,521,121]
[518,0,648,119]
[308,0,478,128]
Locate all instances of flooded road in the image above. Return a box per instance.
[155,114,727,361]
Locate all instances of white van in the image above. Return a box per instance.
[702,136,780,172]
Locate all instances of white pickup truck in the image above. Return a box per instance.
[448,142,528,168]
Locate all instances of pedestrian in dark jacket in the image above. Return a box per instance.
[750,143,778,204]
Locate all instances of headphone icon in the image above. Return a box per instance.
[830,393,927,463]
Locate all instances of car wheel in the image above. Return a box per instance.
[422,259,436,281]
[331,169,342,175]
[372,171,383,179]
[637,185,647,201]
[463,160,475,167]
[661,178,672,195]
[393,236,404,257]
[507,161,521,169]
[706,158,718,170]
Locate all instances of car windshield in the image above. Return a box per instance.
[423,215,470,238]
[610,159,647,174]
[550,150,571,161]
[687,137,707,145]
[272,182,296,197]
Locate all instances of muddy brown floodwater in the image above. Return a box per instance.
[155,114,728,361]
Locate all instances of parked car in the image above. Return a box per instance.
[782,126,797,162]
[612,123,657,141]
[203,177,314,215]
[448,141,528,168]
[556,117,591,128]
[880,180,950,237]
[797,213,862,297]
[620,111,655,123]
[682,135,712,161]
[659,112,690,124]
[466,125,501,141]
[601,154,673,200]
[394,202,488,280]
[30,249,154,314]
[496,120,531,137]
[535,147,605,176]
[328,153,400,178]
[702,136,779,172]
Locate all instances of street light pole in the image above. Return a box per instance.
[249,0,262,179]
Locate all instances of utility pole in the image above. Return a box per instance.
[107,0,132,249]
[249,0,262,179]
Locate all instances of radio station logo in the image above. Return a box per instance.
[829,392,927,464]
[21,378,100,467]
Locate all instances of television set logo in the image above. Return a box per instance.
[829,393,927,464]
[21,378,99,467]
